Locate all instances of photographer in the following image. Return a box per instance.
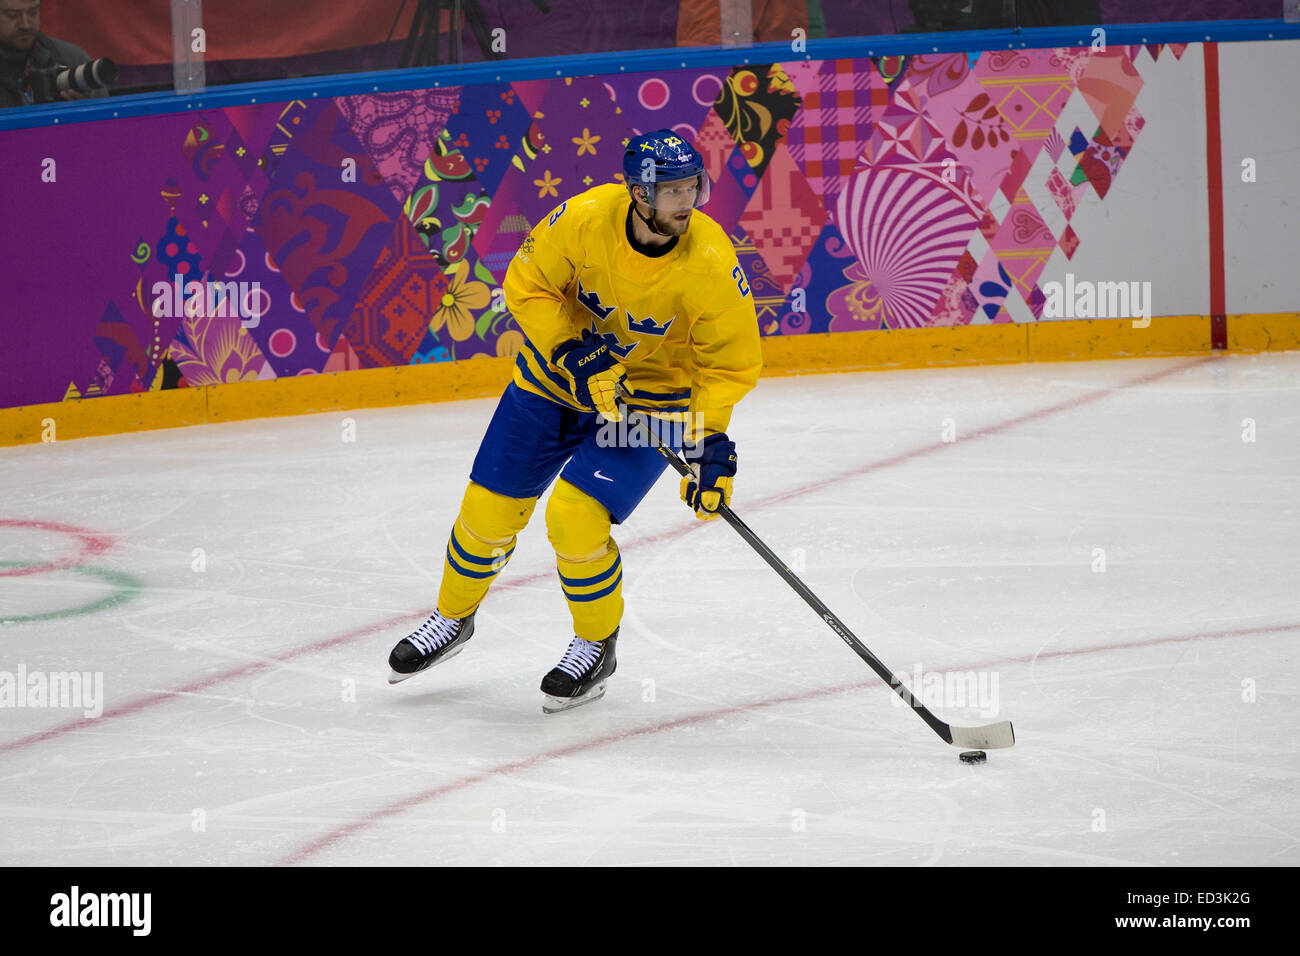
[1,0,110,108]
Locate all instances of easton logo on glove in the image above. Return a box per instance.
[552,330,630,421]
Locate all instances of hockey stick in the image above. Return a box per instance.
[625,409,1015,750]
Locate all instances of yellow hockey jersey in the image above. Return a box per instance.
[503,183,762,440]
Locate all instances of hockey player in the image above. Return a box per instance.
[387,129,762,712]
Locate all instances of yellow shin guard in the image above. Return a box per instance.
[437,482,538,619]
[546,480,623,642]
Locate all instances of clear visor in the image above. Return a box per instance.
[636,173,711,209]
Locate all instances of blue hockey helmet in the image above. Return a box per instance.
[623,129,710,208]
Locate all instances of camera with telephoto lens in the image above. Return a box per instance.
[28,57,117,103]
[906,0,1102,30]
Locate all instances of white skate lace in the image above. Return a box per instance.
[407,613,461,655]
[555,637,603,679]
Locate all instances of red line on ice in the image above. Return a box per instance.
[0,615,422,757]
[0,357,1217,766]
[753,356,1217,511]
[278,617,1300,865]
[0,519,114,577]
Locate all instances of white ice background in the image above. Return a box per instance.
[0,353,1296,866]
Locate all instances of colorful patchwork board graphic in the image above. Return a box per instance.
[2,43,1184,408]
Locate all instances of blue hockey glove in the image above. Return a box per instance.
[680,432,737,520]
[551,329,631,421]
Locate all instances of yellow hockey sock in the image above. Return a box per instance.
[556,542,623,642]
[437,482,537,619]
[546,480,623,642]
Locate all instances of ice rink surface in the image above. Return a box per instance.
[1,353,1296,867]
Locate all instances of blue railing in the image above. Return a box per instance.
[2,18,1297,132]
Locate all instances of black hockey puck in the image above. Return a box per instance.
[959,750,987,764]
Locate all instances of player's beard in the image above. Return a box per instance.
[652,207,692,236]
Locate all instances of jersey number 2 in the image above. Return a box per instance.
[732,265,751,297]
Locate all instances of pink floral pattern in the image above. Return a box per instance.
[906,53,972,98]
[170,313,268,386]
[338,90,462,203]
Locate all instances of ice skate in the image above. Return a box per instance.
[388,611,475,684]
[540,630,618,713]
